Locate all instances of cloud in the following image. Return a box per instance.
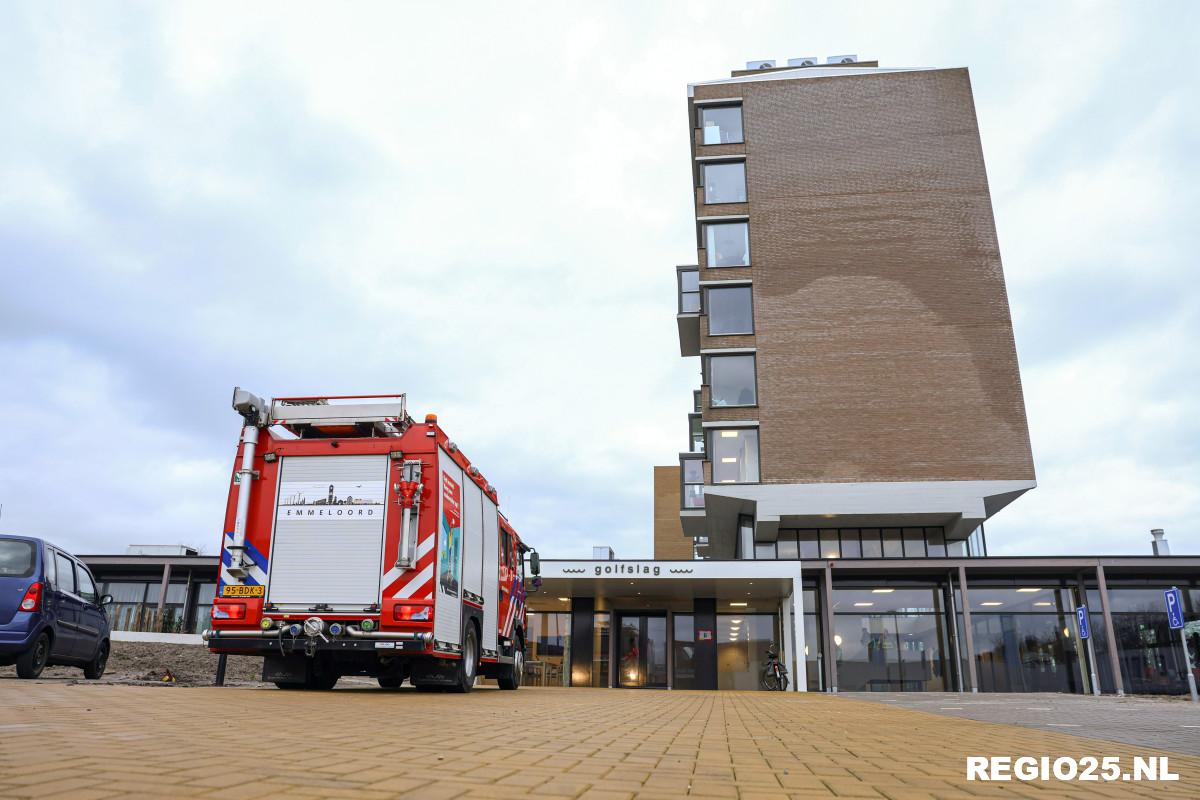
[0,1,1197,560]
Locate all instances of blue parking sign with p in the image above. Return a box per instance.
[1076,606,1090,639]
[1164,587,1185,630]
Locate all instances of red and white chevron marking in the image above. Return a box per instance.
[382,532,435,601]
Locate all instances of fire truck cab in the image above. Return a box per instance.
[203,389,539,692]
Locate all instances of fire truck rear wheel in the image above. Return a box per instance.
[377,675,403,689]
[308,672,339,691]
[498,636,523,690]
[449,624,479,694]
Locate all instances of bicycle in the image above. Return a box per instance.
[760,642,790,691]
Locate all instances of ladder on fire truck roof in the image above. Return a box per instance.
[269,393,413,438]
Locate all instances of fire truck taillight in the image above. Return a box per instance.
[394,604,431,622]
[19,582,43,612]
[212,602,246,620]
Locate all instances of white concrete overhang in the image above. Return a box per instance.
[683,479,1036,558]
[532,559,801,606]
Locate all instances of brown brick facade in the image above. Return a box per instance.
[689,68,1035,485]
[652,466,694,559]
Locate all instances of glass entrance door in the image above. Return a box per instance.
[617,614,668,688]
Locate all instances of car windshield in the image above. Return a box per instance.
[0,539,36,578]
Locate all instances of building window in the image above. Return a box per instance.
[699,104,743,145]
[705,221,750,267]
[710,428,759,483]
[819,530,840,559]
[776,530,799,559]
[680,457,705,509]
[592,612,611,688]
[798,530,819,559]
[678,269,700,313]
[673,615,697,689]
[701,161,746,204]
[832,586,951,692]
[688,414,704,453]
[717,613,779,690]
[860,529,882,558]
[969,586,1084,693]
[524,611,571,687]
[706,285,753,335]
[706,354,756,407]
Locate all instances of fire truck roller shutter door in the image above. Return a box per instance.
[266,455,389,608]
[481,497,500,657]
[433,454,465,651]
[462,477,484,605]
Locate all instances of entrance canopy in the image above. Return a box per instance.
[534,559,801,605]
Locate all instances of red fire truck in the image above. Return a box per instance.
[203,389,539,691]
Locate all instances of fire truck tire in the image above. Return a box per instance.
[377,675,403,689]
[498,636,523,690]
[308,673,339,691]
[274,681,306,690]
[448,624,479,693]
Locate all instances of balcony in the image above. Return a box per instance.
[677,266,700,357]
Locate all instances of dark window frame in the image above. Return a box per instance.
[703,352,758,408]
[702,220,751,268]
[696,103,745,145]
[704,284,755,336]
[707,427,761,485]
[699,160,747,205]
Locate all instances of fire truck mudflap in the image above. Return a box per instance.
[204,390,538,692]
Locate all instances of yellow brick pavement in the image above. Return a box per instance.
[0,682,1196,799]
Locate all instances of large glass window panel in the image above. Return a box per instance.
[776,531,799,560]
[679,270,700,313]
[819,530,840,559]
[708,354,756,406]
[754,541,776,559]
[705,222,750,267]
[681,458,705,509]
[860,529,882,559]
[798,530,819,559]
[699,105,743,144]
[191,582,218,634]
[926,528,947,557]
[717,614,778,690]
[710,429,759,483]
[706,286,753,335]
[525,611,571,687]
[972,613,1084,693]
[902,528,926,558]
[882,529,903,558]
[101,581,150,632]
[804,612,824,691]
[673,615,697,689]
[689,415,704,453]
[840,530,862,559]
[592,612,611,687]
[702,161,746,204]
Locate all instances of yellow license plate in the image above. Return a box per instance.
[221,584,265,598]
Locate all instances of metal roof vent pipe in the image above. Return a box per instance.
[1151,528,1170,556]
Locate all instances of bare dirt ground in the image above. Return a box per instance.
[0,641,264,685]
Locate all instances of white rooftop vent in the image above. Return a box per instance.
[745,59,776,70]
[787,56,819,67]
[827,54,858,64]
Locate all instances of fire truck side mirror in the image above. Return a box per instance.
[529,550,541,576]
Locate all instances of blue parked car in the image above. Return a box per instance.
[0,535,112,679]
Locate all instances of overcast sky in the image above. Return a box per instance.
[1,1,1197,559]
